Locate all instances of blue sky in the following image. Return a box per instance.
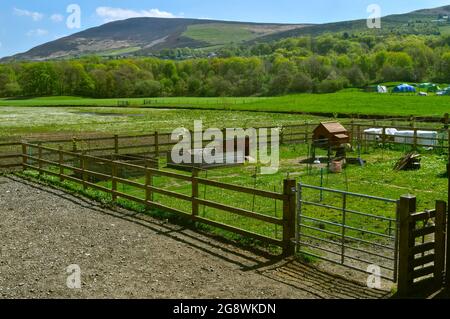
[0,0,449,58]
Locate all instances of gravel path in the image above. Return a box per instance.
[0,175,390,299]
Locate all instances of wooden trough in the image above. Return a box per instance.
[167,137,250,171]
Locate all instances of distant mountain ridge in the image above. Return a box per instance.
[4,5,450,61]
[258,5,450,41]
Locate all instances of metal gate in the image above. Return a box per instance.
[296,183,399,282]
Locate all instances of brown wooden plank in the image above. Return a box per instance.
[195,198,283,225]
[113,176,145,189]
[113,190,145,204]
[412,254,436,268]
[0,163,22,168]
[411,242,436,255]
[145,199,191,217]
[410,210,436,222]
[194,215,282,247]
[196,177,285,200]
[412,226,436,239]
[434,201,446,287]
[148,168,192,181]
[412,265,435,280]
[0,154,22,159]
[148,186,191,202]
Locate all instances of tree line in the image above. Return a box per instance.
[0,33,449,98]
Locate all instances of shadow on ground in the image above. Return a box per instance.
[2,174,394,299]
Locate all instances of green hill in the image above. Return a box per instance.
[3,5,449,61]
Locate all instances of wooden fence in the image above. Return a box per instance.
[3,141,449,294]
[2,121,448,171]
[398,195,447,296]
[20,142,296,256]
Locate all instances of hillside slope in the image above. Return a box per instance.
[6,18,304,61]
[4,5,450,61]
[259,5,450,41]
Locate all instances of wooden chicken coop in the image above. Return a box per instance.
[313,122,350,148]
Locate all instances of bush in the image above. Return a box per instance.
[316,78,347,93]
[290,72,314,93]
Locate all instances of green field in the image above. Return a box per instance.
[0,106,325,139]
[184,24,257,45]
[440,25,450,35]
[1,91,449,117]
[98,47,142,57]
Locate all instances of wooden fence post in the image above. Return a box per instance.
[114,135,119,155]
[447,130,450,167]
[145,161,153,203]
[283,179,296,256]
[21,143,27,170]
[447,165,450,289]
[38,143,42,176]
[111,161,117,202]
[72,138,78,153]
[59,146,64,182]
[154,131,160,159]
[398,195,416,297]
[435,201,446,287]
[81,153,87,190]
[192,168,199,217]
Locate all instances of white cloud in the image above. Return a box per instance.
[96,7,178,22]
[0,42,2,48]
[13,8,44,21]
[27,29,49,37]
[51,14,64,23]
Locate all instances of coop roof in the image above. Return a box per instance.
[334,134,349,139]
[316,122,348,134]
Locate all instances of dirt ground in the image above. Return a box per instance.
[0,175,391,299]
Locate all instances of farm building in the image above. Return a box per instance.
[364,128,439,147]
[393,84,416,93]
[313,122,350,147]
[394,130,439,147]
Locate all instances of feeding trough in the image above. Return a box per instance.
[167,136,250,171]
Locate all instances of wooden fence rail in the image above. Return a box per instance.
[20,142,296,256]
[2,121,449,171]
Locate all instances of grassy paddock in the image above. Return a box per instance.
[19,143,448,248]
[1,91,450,117]
[0,106,329,139]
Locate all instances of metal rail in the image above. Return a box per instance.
[296,182,399,282]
